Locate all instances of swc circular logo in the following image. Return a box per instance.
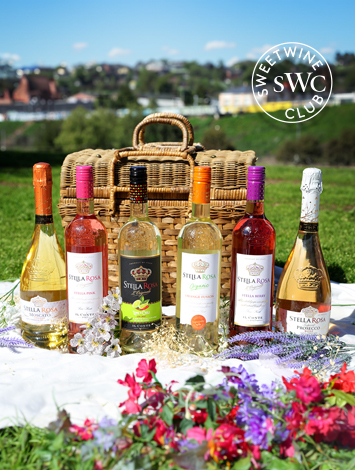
[251,42,333,124]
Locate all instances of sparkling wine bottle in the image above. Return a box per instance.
[65,165,108,344]
[118,166,162,354]
[275,168,331,335]
[175,166,222,353]
[20,162,68,350]
[229,166,276,337]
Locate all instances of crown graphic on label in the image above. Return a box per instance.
[301,306,319,318]
[75,260,93,274]
[246,262,264,276]
[192,259,209,273]
[31,296,47,307]
[130,266,152,282]
[294,266,323,290]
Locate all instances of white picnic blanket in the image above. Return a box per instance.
[0,277,354,429]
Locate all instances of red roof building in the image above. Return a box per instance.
[13,75,60,103]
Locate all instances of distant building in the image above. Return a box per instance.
[66,92,96,103]
[0,89,12,105]
[330,92,355,105]
[219,86,265,114]
[12,75,60,104]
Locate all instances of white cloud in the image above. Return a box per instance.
[205,41,236,51]
[226,56,239,67]
[108,47,130,57]
[320,47,334,55]
[246,44,273,60]
[73,42,88,51]
[0,52,20,62]
[162,46,179,56]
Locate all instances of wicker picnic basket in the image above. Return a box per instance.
[58,113,256,305]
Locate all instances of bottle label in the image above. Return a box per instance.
[234,253,273,326]
[120,255,161,332]
[67,252,103,323]
[21,297,67,325]
[179,252,219,328]
[285,307,331,335]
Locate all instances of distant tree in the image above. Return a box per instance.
[324,128,355,166]
[202,127,234,150]
[34,120,63,152]
[55,107,118,153]
[336,52,355,66]
[136,69,158,94]
[114,84,137,109]
[275,135,322,164]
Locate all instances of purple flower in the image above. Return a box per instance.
[0,326,33,348]
[98,416,117,428]
[92,429,116,452]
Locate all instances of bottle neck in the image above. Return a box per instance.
[130,201,149,219]
[34,184,53,224]
[300,189,321,224]
[77,198,94,216]
[246,200,265,216]
[192,202,210,219]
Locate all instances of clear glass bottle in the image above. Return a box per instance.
[65,165,108,346]
[275,168,331,335]
[118,166,162,354]
[175,166,222,353]
[20,162,68,350]
[229,166,276,338]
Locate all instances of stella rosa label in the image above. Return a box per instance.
[234,253,273,327]
[286,306,331,335]
[21,297,67,325]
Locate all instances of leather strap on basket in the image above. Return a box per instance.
[133,113,194,151]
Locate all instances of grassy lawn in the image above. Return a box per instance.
[1,152,354,284]
[190,103,355,156]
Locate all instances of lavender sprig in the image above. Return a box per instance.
[218,330,355,377]
[0,326,33,348]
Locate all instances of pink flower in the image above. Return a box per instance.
[328,363,355,393]
[186,426,213,444]
[283,368,322,405]
[118,373,142,399]
[136,358,157,383]
[69,419,98,441]
[123,399,142,414]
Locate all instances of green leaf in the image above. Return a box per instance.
[186,375,205,385]
[325,395,337,406]
[180,418,194,434]
[140,295,144,302]
[207,398,216,421]
[231,455,251,470]
[161,404,174,426]
[332,389,355,407]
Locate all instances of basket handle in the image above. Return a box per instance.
[133,113,194,151]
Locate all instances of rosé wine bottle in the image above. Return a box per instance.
[229,166,276,338]
[65,165,108,347]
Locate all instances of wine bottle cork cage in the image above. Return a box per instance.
[58,112,256,305]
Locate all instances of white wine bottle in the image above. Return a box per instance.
[20,163,68,350]
[275,168,331,335]
[118,166,162,354]
[176,166,222,353]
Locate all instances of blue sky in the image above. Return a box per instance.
[1,0,354,68]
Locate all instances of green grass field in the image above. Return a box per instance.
[0,154,354,283]
[190,103,355,156]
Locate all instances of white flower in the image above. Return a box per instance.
[105,338,121,358]
[85,334,105,355]
[70,333,87,354]
[98,312,118,329]
[95,322,111,342]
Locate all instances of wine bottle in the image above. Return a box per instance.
[118,166,162,354]
[20,162,68,350]
[65,165,108,344]
[275,168,331,335]
[229,166,276,337]
[175,166,222,353]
